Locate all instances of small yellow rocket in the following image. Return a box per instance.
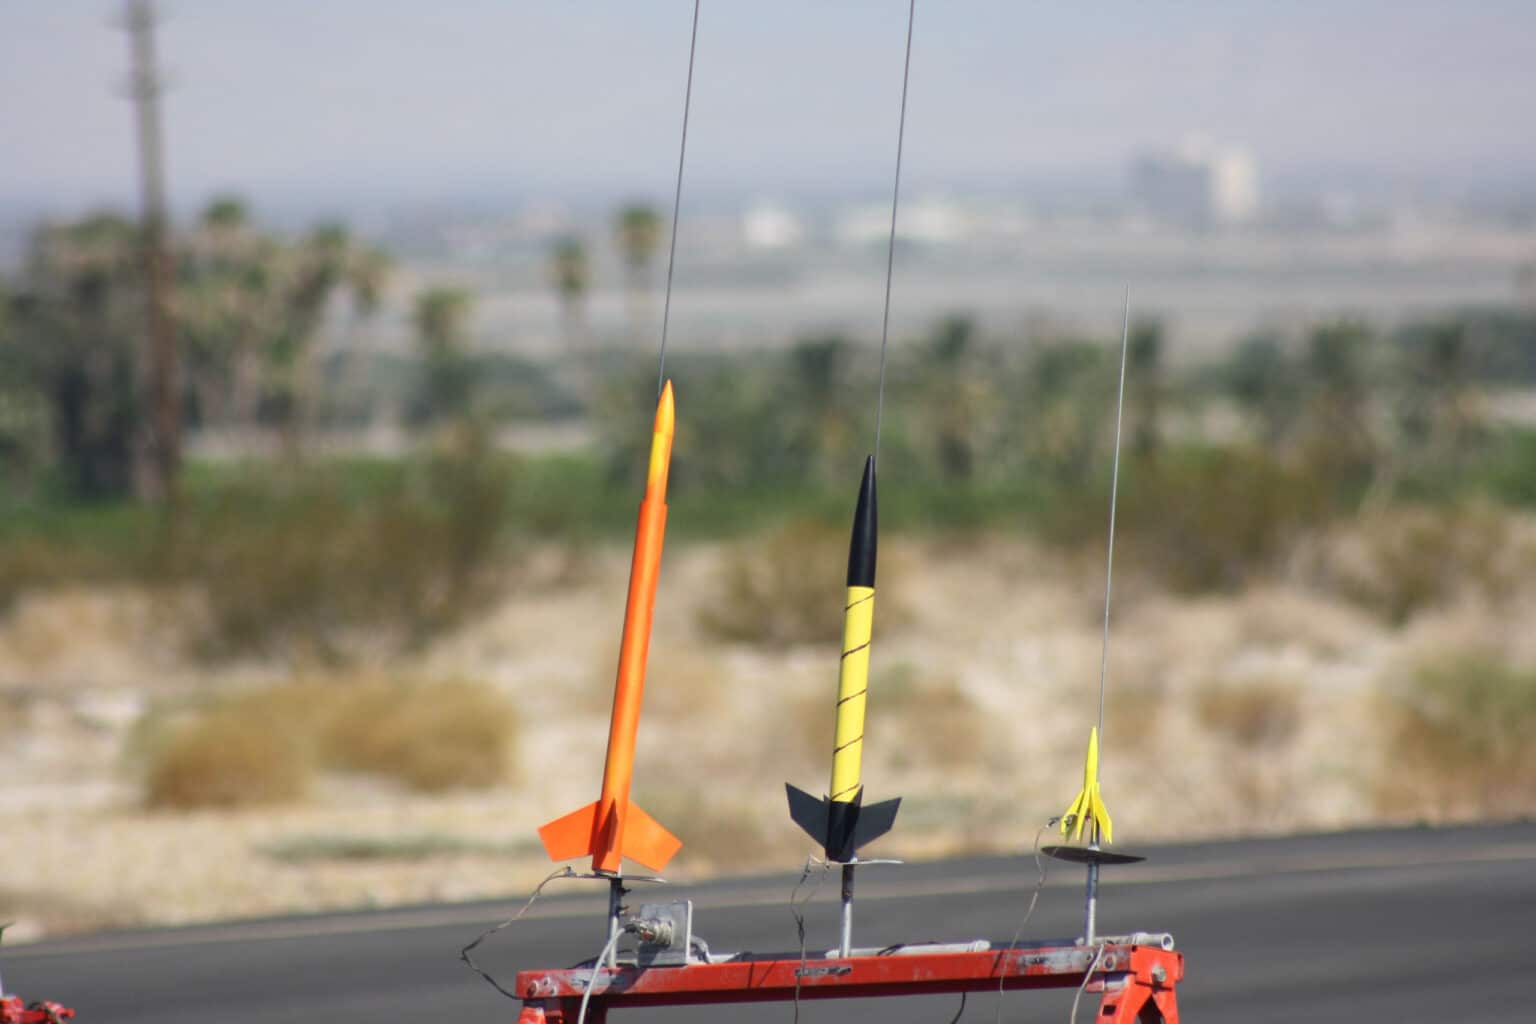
[1060,726,1112,845]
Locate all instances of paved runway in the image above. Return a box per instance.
[6,822,1533,1022]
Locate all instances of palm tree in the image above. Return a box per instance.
[339,245,392,428]
[917,316,988,481]
[1227,333,1303,452]
[411,287,475,427]
[1127,318,1165,459]
[1397,319,1483,465]
[549,236,590,351]
[614,203,662,342]
[1303,319,1376,493]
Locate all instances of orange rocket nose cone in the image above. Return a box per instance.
[655,380,675,437]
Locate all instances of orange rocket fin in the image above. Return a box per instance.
[536,800,679,871]
[622,802,682,872]
[538,801,600,863]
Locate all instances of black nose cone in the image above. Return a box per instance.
[846,455,878,588]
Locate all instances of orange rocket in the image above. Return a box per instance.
[538,381,682,875]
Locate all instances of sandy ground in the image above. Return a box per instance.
[0,535,1524,942]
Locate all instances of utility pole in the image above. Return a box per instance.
[123,0,180,503]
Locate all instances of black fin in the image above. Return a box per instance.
[786,784,900,862]
[786,783,829,849]
[852,796,901,850]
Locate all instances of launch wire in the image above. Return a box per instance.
[993,818,1056,1024]
[655,0,702,397]
[459,866,578,1001]
[1067,942,1110,1024]
[872,0,918,466]
[788,855,834,1024]
[576,927,626,1024]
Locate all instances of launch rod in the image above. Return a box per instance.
[1084,294,1130,944]
[606,878,625,969]
[873,0,917,466]
[1084,825,1101,946]
[655,0,701,396]
[1096,289,1132,747]
[839,864,856,959]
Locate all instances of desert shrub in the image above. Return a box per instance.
[698,520,846,646]
[142,675,517,808]
[1194,679,1303,749]
[1377,652,1536,818]
[1123,448,1327,593]
[258,832,533,863]
[1322,502,1524,625]
[168,441,515,658]
[320,678,517,791]
[145,709,313,809]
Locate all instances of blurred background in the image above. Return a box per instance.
[3,1,1535,942]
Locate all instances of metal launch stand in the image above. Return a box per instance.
[0,997,75,1023]
[510,934,1182,1023]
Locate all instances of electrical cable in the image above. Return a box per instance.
[576,927,625,1024]
[993,818,1056,1024]
[460,866,578,1000]
[1068,943,1109,1024]
[789,855,833,1024]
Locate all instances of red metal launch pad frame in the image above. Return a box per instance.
[0,997,75,1023]
[512,941,1182,1023]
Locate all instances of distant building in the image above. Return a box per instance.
[741,203,805,249]
[1131,140,1258,227]
[835,197,970,247]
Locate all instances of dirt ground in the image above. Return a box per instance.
[0,536,1521,942]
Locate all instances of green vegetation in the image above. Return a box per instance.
[697,519,848,646]
[1378,652,1536,819]
[143,675,518,809]
[9,202,1536,656]
[1,440,515,656]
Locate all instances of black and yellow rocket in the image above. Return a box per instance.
[786,455,901,863]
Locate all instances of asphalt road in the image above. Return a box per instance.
[6,822,1533,1022]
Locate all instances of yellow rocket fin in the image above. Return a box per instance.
[1059,727,1114,845]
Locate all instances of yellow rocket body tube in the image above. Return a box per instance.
[786,455,900,865]
[830,585,875,803]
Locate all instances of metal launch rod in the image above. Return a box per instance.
[1085,295,1131,949]
[539,5,699,962]
[1084,827,1102,946]
[839,864,856,959]
[606,877,625,968]
[838,0,917,961]
[1097,289,1132,747]
[654,0,701,396]
[784,0,917,964]
[872,0,918,468]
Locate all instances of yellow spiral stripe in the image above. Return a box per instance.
[830,585,875,804]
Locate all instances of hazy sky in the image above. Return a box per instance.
[3,1,1534,215]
